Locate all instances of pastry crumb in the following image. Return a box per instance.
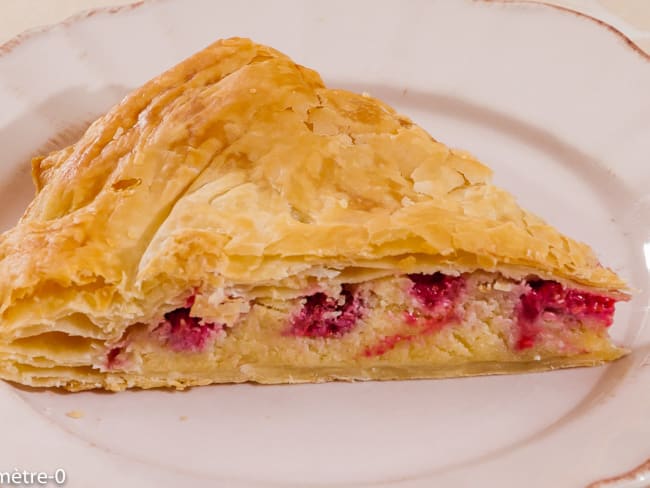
[493,279,513,292]
[179,415,188,421]
[65,410,84,419]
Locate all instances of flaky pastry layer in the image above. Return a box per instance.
[0,38,628,390]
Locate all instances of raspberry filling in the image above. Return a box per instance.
[364,273,465,357]
[106,346,125,369]
[408,273,465,312]
[364,334,410,358]
[153,296,223,352]
[516,280,617,350]
[289,287,364,338]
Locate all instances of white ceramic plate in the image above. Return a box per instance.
[1,1,649,487]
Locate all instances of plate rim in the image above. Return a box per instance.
[0,0,649,62]
[0,1,648,487]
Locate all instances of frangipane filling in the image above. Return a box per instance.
[103,272,620,371]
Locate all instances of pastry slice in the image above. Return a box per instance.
[0,38,629,391]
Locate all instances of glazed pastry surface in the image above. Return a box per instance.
[0,38,628,391]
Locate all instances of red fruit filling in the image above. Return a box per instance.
[106,346,125,369]
[364,273,465,357]
[289,287,364,338]
[516,280,617,350]
[154,298,223,352]
[364,334,411,357]
[408,273,465,313]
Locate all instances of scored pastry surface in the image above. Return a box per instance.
[0,38,628,391]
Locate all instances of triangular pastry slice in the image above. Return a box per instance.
[0,38,629,391]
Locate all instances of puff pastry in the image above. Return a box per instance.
[0,37,629,391]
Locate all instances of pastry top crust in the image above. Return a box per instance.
[0,37,626,335]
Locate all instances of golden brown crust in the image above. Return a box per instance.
[0,37,628,390]
[0,354,625,392]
